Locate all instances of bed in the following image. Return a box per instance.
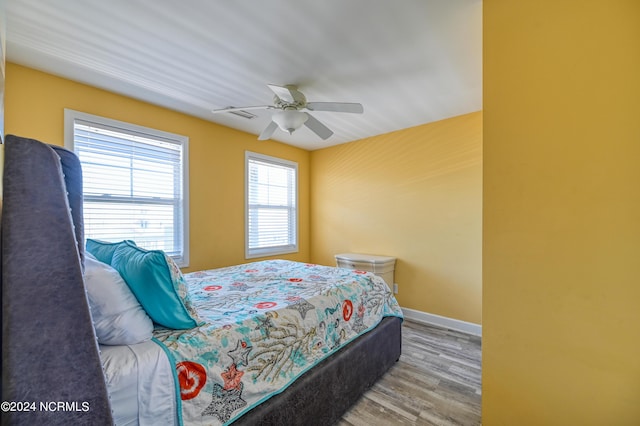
[1,134,403,425]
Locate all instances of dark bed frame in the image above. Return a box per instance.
[1,135,402,425]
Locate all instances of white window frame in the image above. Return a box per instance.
[245,151,298,259]
[64,109,190,267]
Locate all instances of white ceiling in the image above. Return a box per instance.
[4,0,482,151]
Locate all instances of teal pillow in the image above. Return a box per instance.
[86,239,136,265]
[111,242,200,330]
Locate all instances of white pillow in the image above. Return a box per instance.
[84,253,154,345]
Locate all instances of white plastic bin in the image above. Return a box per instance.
[335,253,396,288]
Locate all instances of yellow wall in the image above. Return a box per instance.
[483,1,640,424]
[310,112,482,324]
[4,63,311,272]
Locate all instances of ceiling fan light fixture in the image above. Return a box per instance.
[272,110,308,134]
[212,84,363,140]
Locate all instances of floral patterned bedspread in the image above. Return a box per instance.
[153,259,403,426]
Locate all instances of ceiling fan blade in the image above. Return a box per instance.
[258,121,279,140]
[211,105,273,114]
[303,113,334,140]
[305,102,364,114]
[267,84,297,103]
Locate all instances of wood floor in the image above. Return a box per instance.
[335,320,482,426]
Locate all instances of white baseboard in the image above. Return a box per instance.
[401,307,482,337]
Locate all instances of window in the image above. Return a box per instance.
[246,152,298,258]
[64,109,189,266]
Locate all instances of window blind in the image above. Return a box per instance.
[65,110,189,265]
[246,152,298,258]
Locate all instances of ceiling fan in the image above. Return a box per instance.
[212,84,364,140]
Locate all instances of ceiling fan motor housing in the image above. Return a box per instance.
[273,85,307,110]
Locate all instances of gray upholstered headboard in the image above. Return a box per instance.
[1,135,112,425]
